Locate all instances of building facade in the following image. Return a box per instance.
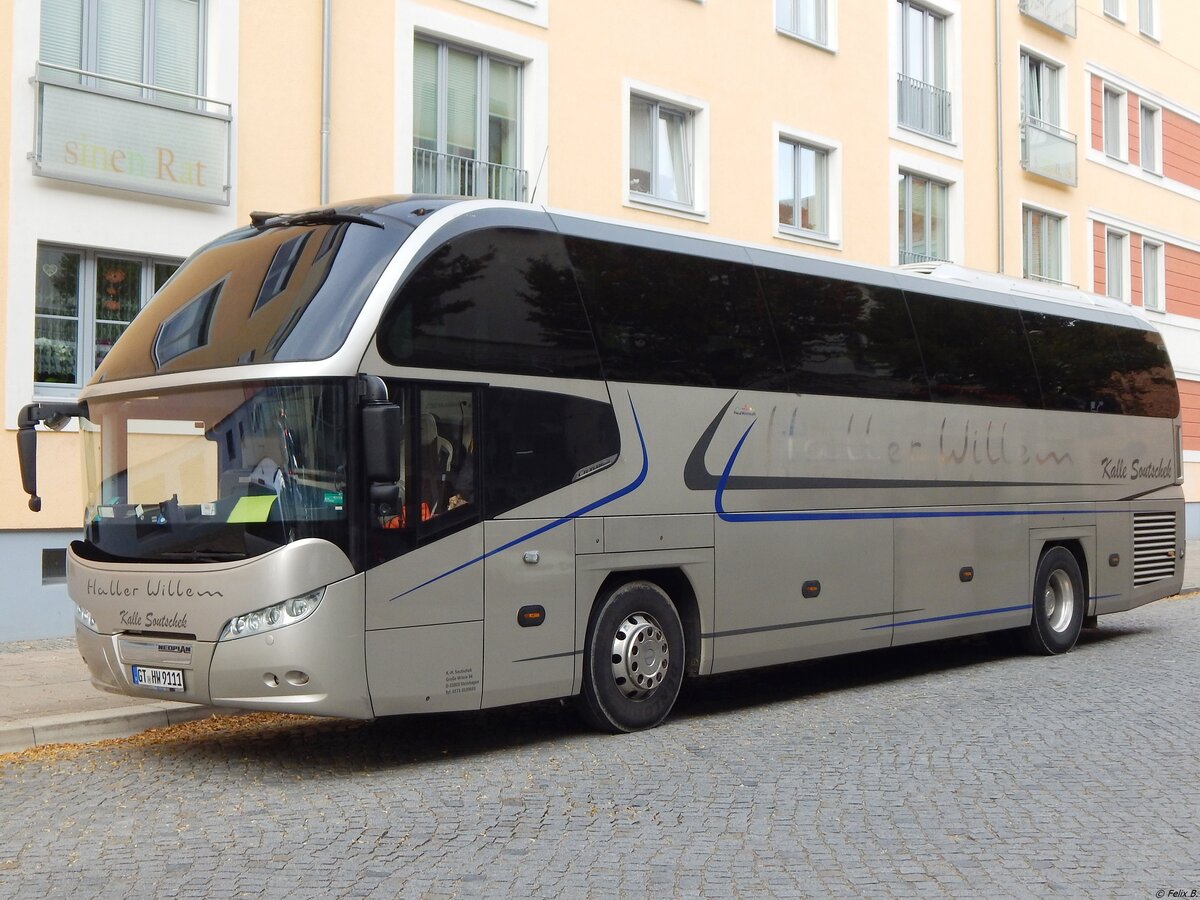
[2,0,1199,639]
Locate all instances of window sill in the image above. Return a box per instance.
[775,225,841,251]
[775,28,836,54]
[625,195,709,223]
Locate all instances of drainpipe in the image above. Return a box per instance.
[321,0,332,204]
[995,0,1005,274]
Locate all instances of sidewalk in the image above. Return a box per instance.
[4,542,1199,755]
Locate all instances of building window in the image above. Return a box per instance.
[1103,86,1126,160]
[1103,0,1122,19]
[1106,229,1129,302]
[1140,102,1161,174]
[1142,239,1164,311]
[777,139,829,236]
[412,37,525,202]
[898,171,949,264]
[1021,52,1060,128]
[1138,0,1157,37]
[34,245,179,390]
[897,0,950,141]
[777,0,828,46]
[629,94,695,208]
[1023,207,1064,284]
[40,0,204,100]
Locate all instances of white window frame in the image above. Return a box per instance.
[1102,84,1128,161]
[1103,0,1123,21]
[1021,204,1069,286]
[454,0,547,29]
[33,243,181,398]
[888,0,962,159]
[40,0,209,97]
[774,126,841,248]
[897,170,951,264]
[1019,48,1064,129]
[1140,100,1162,175]
[395,6,549,201]
[1138,0,1158,38]
[776,0,838,52]
[1141,238,1165,312]
[623,79,709,220]
[1105,227,1130,302]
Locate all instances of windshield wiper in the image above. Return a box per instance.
[249,209,384,230]
[157,549,247,562]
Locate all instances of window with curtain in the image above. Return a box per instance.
[898,171,948,264]
[898,0,945,89]
[1107,230,1128,301]
[1020,53,1060,127]
[1138,0,1155,34]
[1022,207,1063,284]
[35,244,180,391]
[40,0,203,102]
[1140,103,1161,173]
[629,94,694,208]
[776,0,828,45]
[1142,240,1164,311]
[1103,86,1125,159]
[412,37,524,201]
[1103,0,1122,17]
[777,138,828,235]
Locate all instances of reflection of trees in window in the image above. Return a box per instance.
[379,229,601,378]
[565,238,781,389]
[1021,313,1141,414]
[758,269,926,400]
[1114,328,1179,417]
[906,294,1040,409]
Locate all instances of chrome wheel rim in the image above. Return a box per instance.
[1044,569,1075,634]
[610,612,670,701]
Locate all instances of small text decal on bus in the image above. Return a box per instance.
[1101,457,1173,481]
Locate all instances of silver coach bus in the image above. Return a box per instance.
[18,197,1183,732]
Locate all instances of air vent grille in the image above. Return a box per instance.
[1133,511,1177,587]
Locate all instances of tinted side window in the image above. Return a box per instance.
[1022,313,1126,413]
[756,268,928,401]
[905,292,1042,409]
[564,237,784,389]
[482,388,620,517]
[1114,327,1180,418]
[377,228,603,379]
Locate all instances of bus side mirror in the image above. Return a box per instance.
[362,403,403,483]
[17,401,87,513]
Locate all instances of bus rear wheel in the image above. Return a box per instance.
[1021,546,1085,655]
[580,581,685,733]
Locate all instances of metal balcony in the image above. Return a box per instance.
[1020,117,1078,186]
[412,148,528,202]
[1019,0,1077,38]
[897,74,952,142]
[899,249,949,266]
[32,62,231,205]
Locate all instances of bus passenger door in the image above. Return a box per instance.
[482,519,577,709]
[363,385,486,716]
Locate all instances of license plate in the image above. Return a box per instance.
[131,665,185,692]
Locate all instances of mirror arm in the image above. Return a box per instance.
[17,401,87,513]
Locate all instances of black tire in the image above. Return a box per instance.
[579,581,685,733]
[1021,547,1085,655]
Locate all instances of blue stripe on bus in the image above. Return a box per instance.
[863,603,1033,631]
[392,393,649,600]
[714,418,1114,523]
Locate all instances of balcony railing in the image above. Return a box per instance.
[899,249,949,266]
[413,148,528,202]
[897,73,952,142]
[1019,0,1077,37]
[1020,116,1078,186]
[32,62,231,205]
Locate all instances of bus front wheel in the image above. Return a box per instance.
[1021,546,1085,655]
[580,581,685,733]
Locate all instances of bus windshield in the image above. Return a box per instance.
[77,381,350,563]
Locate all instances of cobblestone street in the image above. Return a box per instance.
[2,594,1199,898]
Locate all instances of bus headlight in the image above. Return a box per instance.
[75,603,97,632]
[218,588,325,641]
